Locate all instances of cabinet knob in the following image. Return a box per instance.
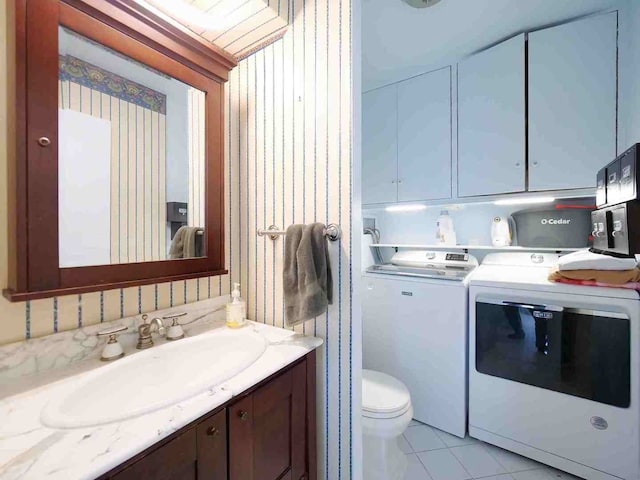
[37,136,51,147]
[206,426,220,437]
[239,410,248,421]
[391,180,396,184]
[532,161,539,167]
[515,162,521,167]
[398,179,403,184]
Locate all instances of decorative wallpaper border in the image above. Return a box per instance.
[59,55,167,114]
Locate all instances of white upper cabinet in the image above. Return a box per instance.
[528,12,617,191]
[362,85,398,204]
[397,67,452,202]
[457,34,526,197]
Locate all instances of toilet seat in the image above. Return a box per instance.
[362,369,411,419]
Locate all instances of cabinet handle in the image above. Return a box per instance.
[206,426,220,437]
[239,410,248,421]
[37,136,51,147]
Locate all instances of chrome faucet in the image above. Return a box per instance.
[136,314,166,349]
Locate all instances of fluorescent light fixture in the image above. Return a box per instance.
[494,197,555,206]
[385,204,427,212]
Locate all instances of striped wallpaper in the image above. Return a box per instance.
[223,0,357,478]
[0,0,358,478]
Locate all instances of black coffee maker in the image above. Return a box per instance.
[593,143,640,256]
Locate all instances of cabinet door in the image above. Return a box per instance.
[397,67,452,201]
[528,12,617,191]
[196,409,227,480]
[457,34,526,197]
[362,85,398,204]
[229,361,307,480]
[110,430,197,480]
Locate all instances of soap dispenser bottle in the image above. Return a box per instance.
[226,283,246,328]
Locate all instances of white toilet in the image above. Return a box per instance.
[362,369,413,480]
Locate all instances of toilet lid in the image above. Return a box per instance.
[362,369,411,417]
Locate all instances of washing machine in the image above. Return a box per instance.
[469,252,640,480]
[363,250,478,438]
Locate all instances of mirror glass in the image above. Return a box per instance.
[58,27,206,268]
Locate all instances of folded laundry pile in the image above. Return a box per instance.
[549,249,640,288]
[550,277,640,290]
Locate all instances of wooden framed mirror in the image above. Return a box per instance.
[4,0,237,301]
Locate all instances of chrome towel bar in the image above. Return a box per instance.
[257,224,342,241]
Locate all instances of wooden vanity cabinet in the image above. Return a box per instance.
[109,429,199,480]
[229,359,308,480]
[103,351,316,480]
[197,409,228,479]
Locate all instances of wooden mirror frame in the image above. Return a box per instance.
[4,0,237,301]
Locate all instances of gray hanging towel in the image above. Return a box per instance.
[284,223,333,327]
[169,226,201,259]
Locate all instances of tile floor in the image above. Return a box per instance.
[400,420,583,480]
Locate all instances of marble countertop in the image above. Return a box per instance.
[0,299,322,480]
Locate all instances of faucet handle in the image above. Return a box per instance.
[97,325,128,336]
[162,312,187,320]
[142,313,149,323]
[166,318,185,341]
[162,313,186,340]
[97,325,127,361]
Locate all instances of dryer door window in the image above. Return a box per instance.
[475,299,630,408]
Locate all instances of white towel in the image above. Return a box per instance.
[558,249,637,271]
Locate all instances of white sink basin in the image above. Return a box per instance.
[41,328,267,428]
